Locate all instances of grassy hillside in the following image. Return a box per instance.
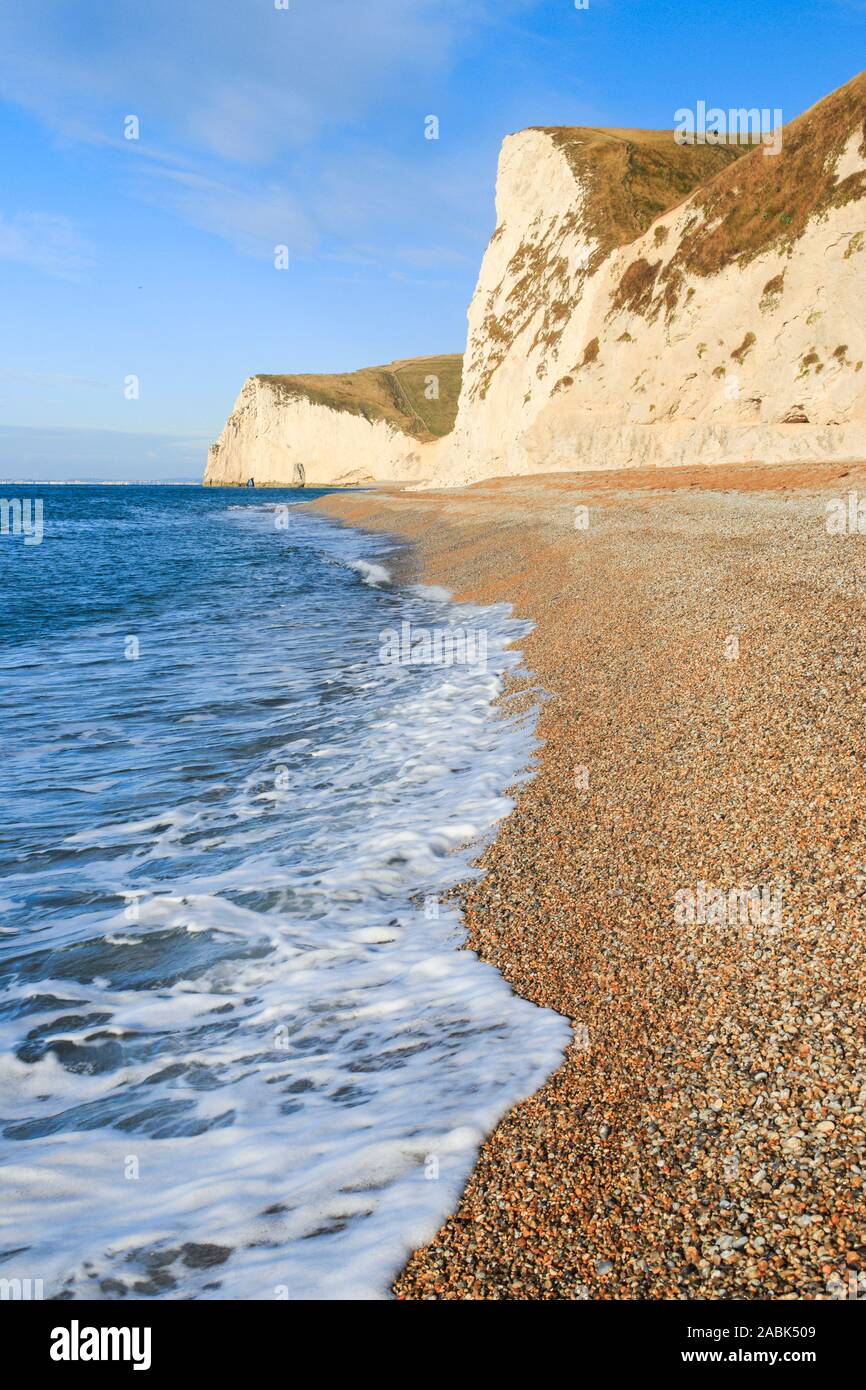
[257,354,462,441]
[537,126,748,262]
[661,69,866,281]
[603,71,866,323]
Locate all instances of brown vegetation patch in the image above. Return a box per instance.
[798,350,823,377]
[612,258,662,316]
[731,331,757,365]
[760,273,786,311]
[662,268,685,320]
[576,337,600,370]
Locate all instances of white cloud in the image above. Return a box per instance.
[0,0,515,262]
[134,165,316,259]
[0,369,108,390]
[0,212,96,279]
[0,0,484,162]
[0,2,544,271]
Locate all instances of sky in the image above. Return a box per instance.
[0,0,864,480]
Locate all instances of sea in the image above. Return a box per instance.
[0,484,568,1299]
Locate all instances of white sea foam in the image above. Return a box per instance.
[346,558,392,586]
[411,583,453,602]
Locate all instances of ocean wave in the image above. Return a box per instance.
[346,558,392,586]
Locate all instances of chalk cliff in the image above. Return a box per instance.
[206,71,866,487]
[204,356,460,486]
[433,71,866,484]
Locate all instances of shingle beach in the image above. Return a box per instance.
[314,463,866,1300]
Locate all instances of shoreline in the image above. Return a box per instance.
[312,461,866,1300]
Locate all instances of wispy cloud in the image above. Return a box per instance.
[0,368,109,390]
[0,212,96,279]
[0,0,513,263]
[0,1,484,161]
[134,165,316,259]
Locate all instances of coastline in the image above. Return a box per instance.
[312,461,866,1300]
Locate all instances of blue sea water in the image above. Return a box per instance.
[0,484,567,1300]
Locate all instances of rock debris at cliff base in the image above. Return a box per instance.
[313,462,866,1300]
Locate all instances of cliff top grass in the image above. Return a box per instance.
[659,68,866,282]
[603,70,866,323]
[257,354,462,440]
[533,126,748,258]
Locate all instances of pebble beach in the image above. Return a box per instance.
[314,462,866,1300]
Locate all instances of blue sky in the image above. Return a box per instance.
[1,0,864,479]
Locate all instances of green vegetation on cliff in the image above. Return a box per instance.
[256,354,462,441]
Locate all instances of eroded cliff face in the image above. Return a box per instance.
[204,356,459,487]
[205,378,424,487]
[206,72,866,489]
[432,73,866,484]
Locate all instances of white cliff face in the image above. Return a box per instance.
[439,130,606,483]
[204,377,436,487]
[432,96,866,485]
[523,194,866,475]
[450,131,603,471]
